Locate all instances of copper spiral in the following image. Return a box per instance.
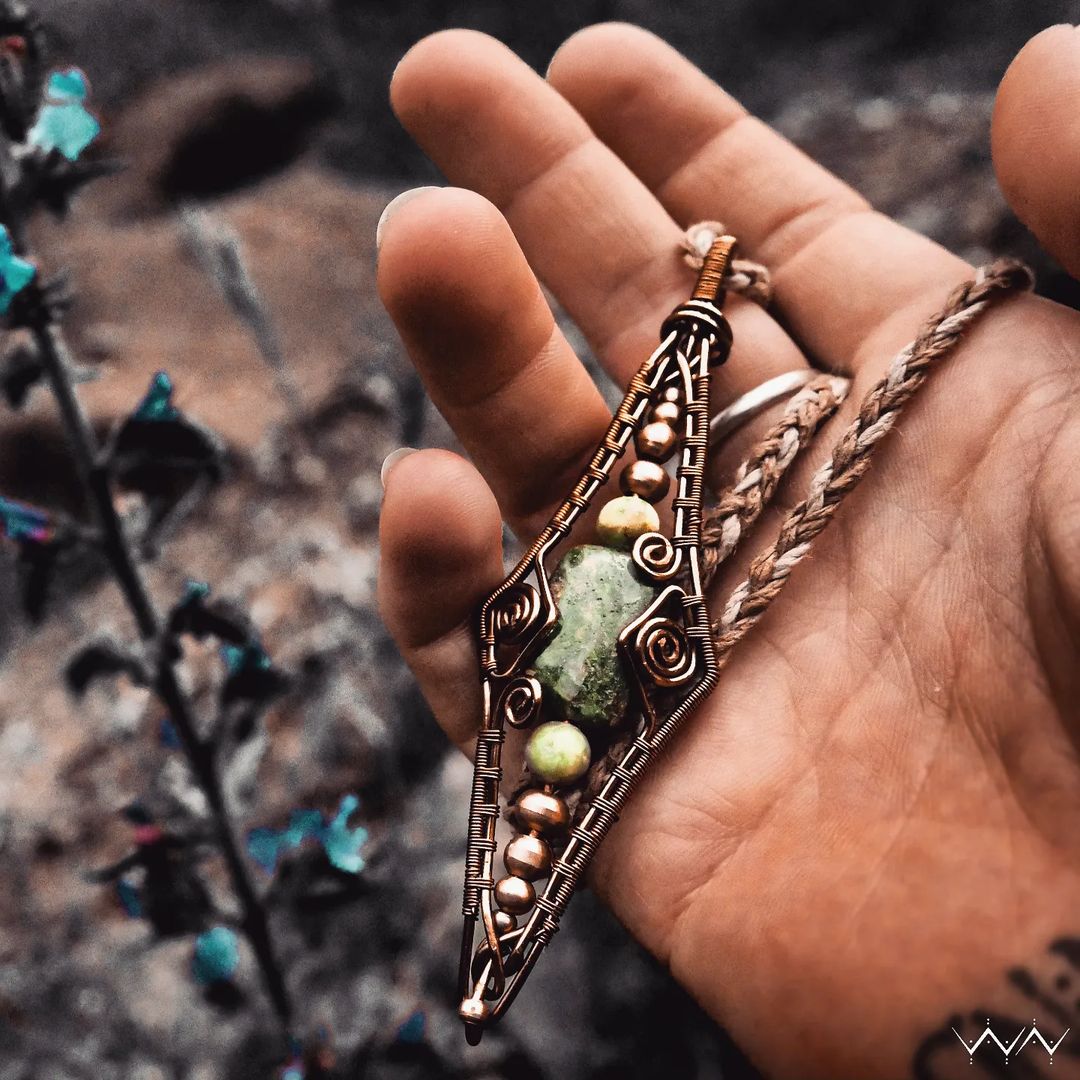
[499,676,542,729]
[632,531,682,582]
[491,583,540,644]
[636,616,696,687]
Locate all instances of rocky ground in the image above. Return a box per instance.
[0,2,1076,1078]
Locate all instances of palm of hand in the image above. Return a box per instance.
[376,23,1080,1079]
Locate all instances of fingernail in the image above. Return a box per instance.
[381,447,419,489]
[376,187,440,250]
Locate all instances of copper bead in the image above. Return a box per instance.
[659,386,681,404]
[494,910,518,935]
[504,834,553,881]
[495,875,535,914]
[620,459,670,502]
[636,420,678,462]
[513,789,570,835]
[650,400,681,426]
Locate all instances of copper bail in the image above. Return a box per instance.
[692,234,738,302]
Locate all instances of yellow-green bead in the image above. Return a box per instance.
[524,722,591,785]
[596,495,660,550]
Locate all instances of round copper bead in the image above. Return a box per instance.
[636,420,678,463]
[504,834,553,881]
[513,789,570,835]
[620,459,670,503]
[659,385,681,404]
[495,875,535,914]
[650,400,681,426]
[494,910,518,935]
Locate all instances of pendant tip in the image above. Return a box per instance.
[459,996,490,1045]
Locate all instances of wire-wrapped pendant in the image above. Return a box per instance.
[458,235,738,1042]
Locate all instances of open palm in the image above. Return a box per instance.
[376,24,1080,1079]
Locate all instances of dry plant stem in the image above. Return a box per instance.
[20,226,294,1034]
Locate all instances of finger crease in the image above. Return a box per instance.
[502,129,596,222]
[651,108,752,200]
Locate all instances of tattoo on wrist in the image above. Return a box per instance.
[913,938,1080,1078]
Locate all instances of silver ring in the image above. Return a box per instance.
[709,370,817,442]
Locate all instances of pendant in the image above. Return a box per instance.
[458,235,737,1042]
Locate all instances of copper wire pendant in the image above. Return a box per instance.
[458,236,737,1043]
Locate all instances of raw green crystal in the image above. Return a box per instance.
[532,544,656,728]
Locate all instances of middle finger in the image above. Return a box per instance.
[391,29,807,402]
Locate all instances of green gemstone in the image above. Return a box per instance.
[532,544,656,728]
[524,722,592,784]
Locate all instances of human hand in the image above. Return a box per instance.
[376,24,1080,1079]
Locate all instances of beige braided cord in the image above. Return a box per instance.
[682,220,774,307]
[575,258,1030,819]
[578,258,1030,810]
[700,374,850,588]
[712,258,1033,656]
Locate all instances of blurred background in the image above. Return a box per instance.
[0,1,1077,1078]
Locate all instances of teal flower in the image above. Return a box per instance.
[222,639,272,675]
[0,226,35,313]
[0,495,51,542]
[395,1009,427,1045]
[247,809,323,874]
[322,794,367,874]
[246,794,368,876]
[48,70,90,101]
[28,68,100,162]
[192,926,239,985]
[133,371,180,422]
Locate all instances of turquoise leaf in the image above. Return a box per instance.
[0,225,35,314]
[245,827,282,875]
[246,810,323,874]
[115,877,142,919]
[182,579,211,604]
[283,809,324,848]
[222,640,273,675]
